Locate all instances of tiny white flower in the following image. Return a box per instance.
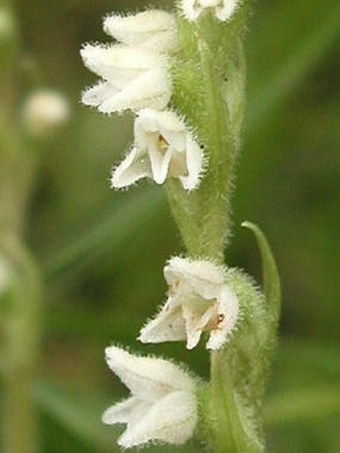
[21,89,70,138]
[102,346,197,449]
[81,45,171,114]
[103,10,178,53]
[181,0,240,22]
[111,108,203,190]
[139,257,239,350]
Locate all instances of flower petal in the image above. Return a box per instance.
[80,44,160,85]
[103,10,177,53]
[105,346,195,401]
[102,397,139,425]
[164,257,225,299]
[117,391,197,448]
[111,147,151,188]
[206,284,239,350]
[139,301,187,344]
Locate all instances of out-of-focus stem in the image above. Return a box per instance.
[2,236,42,453]
[0,4,42,452]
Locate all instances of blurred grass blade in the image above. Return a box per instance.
[248,3,340,131]
[265,386,340,426]
[36,382,118,453]
[43,188,163,282]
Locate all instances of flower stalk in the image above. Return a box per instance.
[81,2,280,451]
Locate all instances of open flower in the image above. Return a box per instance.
[139,257,239,350]
[103,10,178,53]
[102,346,197,448]
[81,45,171,114]
[181,0,240,22]
[111,108,204,190]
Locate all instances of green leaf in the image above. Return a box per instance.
[241,221,281,333]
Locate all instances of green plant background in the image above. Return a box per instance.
[1,0,340,452]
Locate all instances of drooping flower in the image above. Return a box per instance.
[102,346,197,449]
[139,257,239,350]
[111,108,204,190]
[181,0,240,22]
[81,45,171,114]
[103,10,178,53]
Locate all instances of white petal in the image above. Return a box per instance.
[111,147,151,188]
[101,66,171,113]
[179,134,203,190]
[118,391,197,448]
[206,284,239,350]
[182,301,217,349]
[139,301,187,344]
[164,257,225,299]
[148,145,174,184]
[80,44,160,85]
[103,10,177,53]
[216,0,240,21]
[181,0,202,21]
[102,397,139,425]
[81,81,117,108]
[105,346,195,401]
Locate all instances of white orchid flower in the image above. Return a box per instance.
[81,45,171,114]
[181,0,240,22]
[103,10,178,53]
[102,346,197,449]
[111,108,204,190]
[139,257,239,350]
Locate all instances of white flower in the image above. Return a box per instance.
[81,45,171,114]
[21,89,70,138]
[102,346,197,449]
[139,257,239,350]
[181,0,240,22]
[111,108,203,190]
[103,10,178,53]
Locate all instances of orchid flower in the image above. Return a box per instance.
[139,257,239,350]
[111,108,204,190]
[103,346,197,448]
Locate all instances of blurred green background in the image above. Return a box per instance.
[1,0,340,452]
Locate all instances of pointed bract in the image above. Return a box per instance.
[103,10,178,53]
[103,346,197,448]
[139,257,239,350]
[111,108,204,190]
